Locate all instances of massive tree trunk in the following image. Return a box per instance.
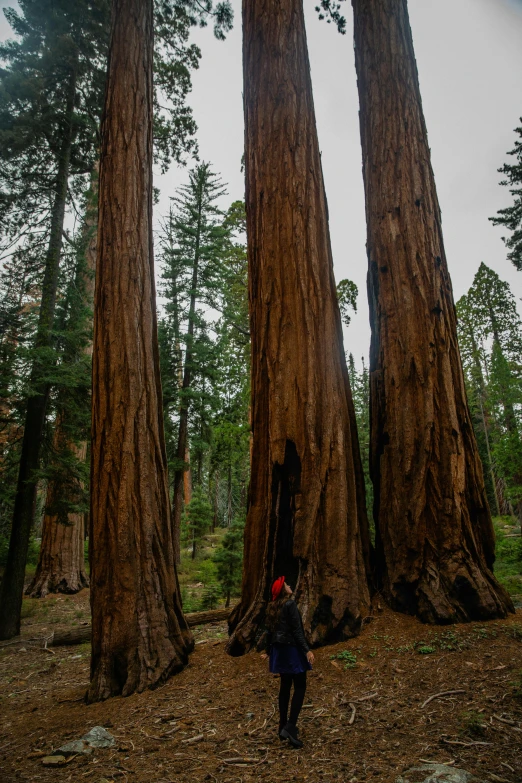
[88,0,192,701]
[352,0,513,622]
[26,177,98,599]
[26,435,89,598]
[0,59,78,640]
[227,0,371,656]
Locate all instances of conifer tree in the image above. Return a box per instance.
[490,120,522,272]
[213,521,244,607]
[458,263,522,519]
[0,0,107,639]
[158,164,230,561]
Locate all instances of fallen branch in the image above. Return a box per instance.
[348,703,356,725]
[49,608,232,647]
[440,738,493,747]
[181,734,204,745]
[421,689,466,709]
[355,692,378,702]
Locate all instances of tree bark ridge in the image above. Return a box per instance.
[352,0,513,622]
[88,0,192,701]
[227,0,371,655]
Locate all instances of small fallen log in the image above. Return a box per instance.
[50,607,232,647]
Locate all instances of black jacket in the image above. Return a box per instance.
[258,599,310,657]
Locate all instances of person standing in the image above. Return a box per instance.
[259,576,315,748]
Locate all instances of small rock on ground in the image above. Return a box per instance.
[396,764,485,783]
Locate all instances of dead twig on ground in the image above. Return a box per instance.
[421,689,466,708]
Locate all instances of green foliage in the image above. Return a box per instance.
[183,486,213,558]
[456,264,522,518]
[0,534,39,568]
[200,582,221,610]
[158,182,250,526]
[314,0,347,34]
[347,354,373,534]
[213,520,244,604]
[330,649,357,668]
[336,278,358,327]
[490,119,522,272]
[460,710,487,737]
[416,644,435,655]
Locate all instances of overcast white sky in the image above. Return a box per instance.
[2,0,521,364]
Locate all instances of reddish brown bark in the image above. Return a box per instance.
[183,445,192,506]
[26,437,89,598]
[227,0,371,655]
[88,0,192,701]
[352,0,513,622]
[26,177,97,600]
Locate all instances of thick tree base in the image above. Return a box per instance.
[226,582,365,657]
[386,558,514,624]
[26,573,89,599]
[87,632,194,702]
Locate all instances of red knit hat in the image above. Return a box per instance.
[271,576,285,601]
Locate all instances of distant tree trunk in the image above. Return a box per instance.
[0,58,78,640]
[171,212,201,564]
[183,445,192,506]
[211,469,219,532]
[352,0,513,621]
[26,174,98,599]
[226,463,232,526]
[26,435,89,598]
[227,0,371,656]
[88,0,192,701]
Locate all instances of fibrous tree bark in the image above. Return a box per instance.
[352,0,513,622]
[0,57,78,640]
[88,0,192,701]
[26,179,97,599]
[227,0,371,655]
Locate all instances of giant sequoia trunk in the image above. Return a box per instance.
[227,0,371,655]
[26,178,97,599]
[0,60,78,640]
[352,0,513,622]
[88,0,192,701]
[26,437,89,598]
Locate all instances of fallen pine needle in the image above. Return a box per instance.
[421,689,466,708]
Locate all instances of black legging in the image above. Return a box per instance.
[278,672,307,729]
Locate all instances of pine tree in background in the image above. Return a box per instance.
[183,486,213,559]
[457,263,522,521]
[209,201,250,528]
[347,354,373,535]
[25,179,97,598]
[0,0,107,639]
[490,119,522,272]
[0,0,229,627]
[213,521,244,607]
[158,163,230,562]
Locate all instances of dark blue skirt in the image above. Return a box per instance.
[269,643,312,674]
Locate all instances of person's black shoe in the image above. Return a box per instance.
[280,723,303,749]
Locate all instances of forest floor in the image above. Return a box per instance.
[1,519,521,783]
[1,596,522,783]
